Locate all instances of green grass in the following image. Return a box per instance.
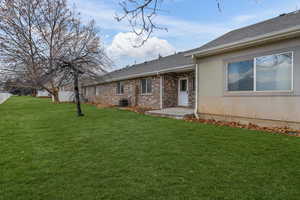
[1,96,300,200]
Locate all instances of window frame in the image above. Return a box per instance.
[226,51,294,93]
[96,86,101,96]
[116,82,124,95]
[140,78,152,95]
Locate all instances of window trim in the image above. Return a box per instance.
[140,78,152,95]
[116,82,124,95]
[96,86,100,96]
[226,51,294,93]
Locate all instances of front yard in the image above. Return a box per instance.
[1,97,299,200]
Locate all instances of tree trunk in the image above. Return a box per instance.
[74,69,84,117]
[52,89,60,104]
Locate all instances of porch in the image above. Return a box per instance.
[146,107,194,119]
[161,71,195,108]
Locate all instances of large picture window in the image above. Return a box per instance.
[141,78,152,94]
[227,52,293,92]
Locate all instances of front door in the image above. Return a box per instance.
[178,78,188,106]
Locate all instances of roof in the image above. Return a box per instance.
[84,52,194,86]
[188,11,300,56]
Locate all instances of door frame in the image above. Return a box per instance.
[178,77,189,106]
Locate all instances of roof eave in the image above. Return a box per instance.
[187,26,300,58]
[83,64,195,87]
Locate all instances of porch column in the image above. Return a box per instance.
[160,75,163,109]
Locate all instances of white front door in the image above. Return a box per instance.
[178,78,189,106]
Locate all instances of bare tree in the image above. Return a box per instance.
[116,0,222,44]
[57,18,109,116]
[0,0,76,103]
[0,0,45,93]
[0,0,109,108]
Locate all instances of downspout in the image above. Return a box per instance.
[193,56,199,119]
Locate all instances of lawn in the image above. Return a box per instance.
[1,96,300,200]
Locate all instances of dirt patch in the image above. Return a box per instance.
[118,106,153,114]
[85,102,151,114]
[185,117,300,137]
[85,102,116,109]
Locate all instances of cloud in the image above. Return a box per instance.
[68,0,129,31]
[69,0,230,39]
[107,32,176,67]
[69,0,300,68]
[233,15,258,24]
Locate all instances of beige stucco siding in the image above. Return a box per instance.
[197,37,300,124]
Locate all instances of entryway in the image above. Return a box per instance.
[178,78,188,106]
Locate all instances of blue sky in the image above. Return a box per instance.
[69,0,300,69]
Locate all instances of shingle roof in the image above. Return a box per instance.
[189,11,300,54]
[85,52,194,86]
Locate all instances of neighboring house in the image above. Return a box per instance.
[188,11,300,129]
[37,84,75,102]
[82,52,195,109]
[57,84,75,102]
[37,90,51,98]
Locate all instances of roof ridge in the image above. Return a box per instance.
[190,9,300,54]
[108,51,191,75]
[226,10,300,36]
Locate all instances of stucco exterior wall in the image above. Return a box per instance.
[196,37,300,127]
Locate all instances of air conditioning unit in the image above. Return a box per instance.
[119,98,129,107]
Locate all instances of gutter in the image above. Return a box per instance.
[83,64,195,87]
[186,25,300,58]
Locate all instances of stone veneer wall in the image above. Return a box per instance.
[84,71,195,109]
[162,71,195,108]
[163,74,178,108]
[85,76,161,109]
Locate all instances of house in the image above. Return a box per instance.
[83,11,300,129]
[189,11,300,129]
[37,90,51,98]
[82,52,195,109]
[37,84,75,102]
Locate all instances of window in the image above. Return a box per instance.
[116,82,124,94]
[96,86,101,96]
[227,52,293,92]
[256,53,292,91]
[180,79,187,91]
[141,78,152,94]
[228,60,254,91]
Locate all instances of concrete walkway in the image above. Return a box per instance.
[146,107,194,119]
[0,93,12,104]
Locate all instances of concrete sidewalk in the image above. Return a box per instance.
[146,107,194,119]
[0,93,12,104]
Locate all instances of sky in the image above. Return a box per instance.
[68,0,300,70]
